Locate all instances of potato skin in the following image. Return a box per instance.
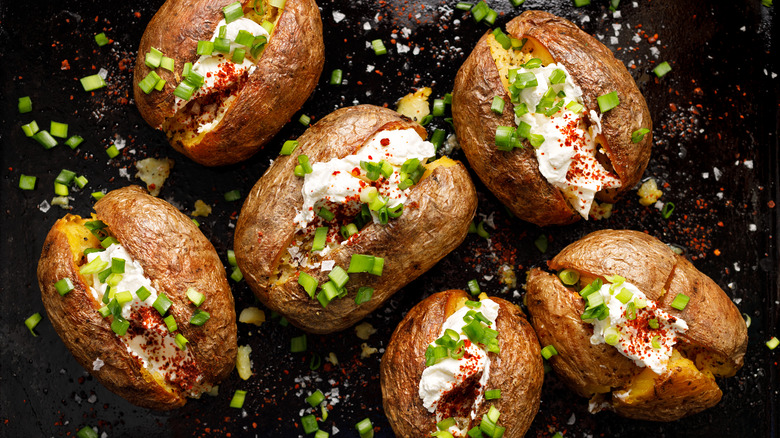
[234,105,478,333]
[37,186,237,410]
[133,0,324,166]
[525,229,748,421]
[452,10,652,225]
[380,290,543,437]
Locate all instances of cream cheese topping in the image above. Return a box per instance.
[512,62,621,218]
[586,280,688,374]
[418,299,500,436]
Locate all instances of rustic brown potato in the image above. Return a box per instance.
[37,186,237,410]
[381,290,543,437]
[452,10,652,226]
[234,105,478,333]
[133,0,324,166]
[525,229,748,421]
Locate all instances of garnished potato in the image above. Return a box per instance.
[452,11,652,226]
[234,105,477,333]
[36,186,237,410]
[133,0,324,166]
[381,290,543,437]
[525,230,747,421]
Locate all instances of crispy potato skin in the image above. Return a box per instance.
[234,105,478,333]
[380,290,543,437]
[452,10,652,225]
[133,0,324,166]
[525,229,748,421]
[37,186,237,410]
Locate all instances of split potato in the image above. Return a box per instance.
[37,186,237,410]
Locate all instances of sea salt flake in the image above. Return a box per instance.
[363,22,371,30]
[396,43,410,54]
[321,260,336,272]
[613,10,622,18]
[98,68,108,79]
[610,36,619,45]
[649,46,660,57]
[332,11,345,22]
[749,224,757,231]
[366,64,375,73]
[744,160,754,169]
[38,200,51,213]
[413,46,420,55]
[92,358,105,371]
[713,167,722,181]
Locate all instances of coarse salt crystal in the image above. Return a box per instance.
[321,260,336,272]
[93,358,105,371]
[332,11,345,22]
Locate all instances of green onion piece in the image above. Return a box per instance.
[213,37,231,53]
[475,221,490,239]
[534,234,548,253]
[355,286,374,305]
[299,114,311,126]
[18,174,37,191]
[280,140,299,155]
[514,72,538,89]
[33,130,58,149]
[484,8,498,25]
[54,182,69,196]
[223,1,244,23]
[186,70,205,88]
[355,418,373,438]
[371,39,387,55]
[766,337,779,350]
[433,98,446,117]
[261,20,274,34]
[523,58,543,69]
[743,313,752,328]
[490,96,505,114]
[586,289,605,308]
[145,47,163,68]
[573,0,591,6]
[597,91,620,113]
[231,266,244,282]
[196,40,214,56]
[135,286,151,301]
[291,334,307,352]
[418,114,433,126]
[541,344,558,359]
[306,389,325,407]
[437,418,457,431]
[552,433,563,438]
[623,301,636,321]
[467,279,481,296]
[54,278,75,296]
[328,266,349,289]
[63,135,84,149]
[24,312,43,336]
[762,0,773,6]
[467,427,483,438]
[74,175,88,189]
[604,326,620,345]
[456,2,474,10]
[97,268,112,283]
[510,0,525,6]
[97,306,110,317]
[234,30,255,46]
[609,0,621,10]
[431,129,446,151]
[648,318,660,329]
[79,258,109,275]
[485,389,502,400]
[369,257,384,276]
[661,202,675,219]
[631,128,651,143]
[310,353,322,371]
[160,56,174,72]
[298,271,319,298]
[111,317,130,336]
[77,427,98,438]
[231,48,246,64]
[565,100,584,114]
[182,62,193,77]
[653,61,672,78]
[491,28,511,50]
[549,69,567,84]
[173,81,195,100]
[311,226,328,252]
[18,96,32,113]
[91,191,105,200]
[558,269,580,286]
[301,414,318,434]
[110,257,125,274]
[314,431,329,438]
[229,389,247,408]
[380,161,393,178]
[218,25,228,39]
[528,133,545,148]
[190,310,211,326]
[615,288,633,304]
[330,69,343,85]
[22,120,40,137]
[163,314,178,332]
[224,190,241,201]
[347,254,375,273]
[106,145,120,158]
[153,293,172,316]
[173,333,188,350]
[298,154,313,174]
[487,405,501,424]
[80,74,107,91]
[670,293,690,310]
[101,236,118,248]
[343,223,359,238]
[651,335,661,349]
[186,288,205,306]
[269,0,286,7]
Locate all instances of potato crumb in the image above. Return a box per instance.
[325,352,339,366]
[637,178,663,206]
[236,345,253,380]
[135,157,174,196]
[396,87,432,122]
[238,307,266,326]
[192,199,212,217]
[589,201,614,219]
[499,264,517,289]
[360,342,378,358]
[206,385,219,397]
[354,322,377,340]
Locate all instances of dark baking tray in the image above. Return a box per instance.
[1,0,777,436]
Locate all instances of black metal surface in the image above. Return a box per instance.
[0,0,777,437]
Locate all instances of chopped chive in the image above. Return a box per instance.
[597,91,620,113]
[631,128,651,143]
[534,234,548,253]
[160,56,174,72]
[301,414,318,434]
[33,130,58,149]
[145,47,163,68]
[661,202,675,219]
[490,96,505,114]
[234,30,255,46]
[483,7,498,25]
[767,337,779,350]
[25,312,43,336]
[476,221,489,238]
[106,145,120,158]
[297,154,313,174]
[76,426,98,438]
[187,288,205,306]
[190,310,211,326]
[299,114,311,126]
[173,81,195,100]
[152,293,172,316]
[280,139,299,155]
[197,40,214,56]
[136,286,151,301]
[229,389,247,408]
[80,74,106,91]
[175,333,188,350]
[471,1,489,22]
[330,69,343,85]
[355,286,374,305]
[91,191,105,200]
[485,389,502,400]
[306,389,325,407]
[311,226,328,251]
[541,344,558,359]
[19,174,37,191]
[224,190,241,201]
[430,129,446,151]
[291,334,307,352]
[65,135,84,149]
[163,314,178,332]
[653,61,672,78]
[111,317,130,336]
[18,96,32,113]
[455,2,474,10]
[298,271,318,298]
[558,269,580,286]
[22,120,39,137]
[227,250,238,267]
[670,293,689,311]
[573,0,591,6]
[223,1,244,23]
[328,266,349,289]
[355,418,373,438]
[467,279,481,296]
[94,33,109,46]
[371,39,387,55]
[231,266,243,282]
[432,98,446,117]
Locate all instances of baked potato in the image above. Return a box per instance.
[37,185,237,410]
[525,229,748,421]
[452,10,652,226]
[133,0,324,166]
[234,105,478,333]
[381,290,543,437]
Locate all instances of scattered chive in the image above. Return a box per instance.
[152,293,172,316]
[476,221,489,239]
[631,128,651,143]
[76,426,98,438]
[160,56,175,72]
[136,286,151,302]
[301,414,318,434]
[187,288,205,306]
[106,145,120,158]
[371,39,387,55]
[280,140,299,155]
[430,129,446,151]
[33,130,58,149]
[573,0,591,6]
[490,96,505,114]
[597,91,620,113]
[224,190,241,201]
[467,279,481,296]
[291,334,307,352]
[223,1,244,23]
[485,389,502,400]
[767,337,779,350]
[330,69,343,85]
[661,202,675,219]
[22,120,39,137]
[163,314,178,332]
[558,269,580,286]
[541,344,558,359]
[432,98,446,117]
[311,226,328,252]
[91,191,105,200]
[298,271,319,298]
[18,96,32,113]
[355,418,373,438]
[534,234,548,253]
[306,389,325,407]
[231,266,243,282]
[25,312,43,336]
[653,61,672,78]
[299,114,311,126]
[175,333,188,350]
[94,33,109,46]
[19,174,37,191]
[670,293,690,311]
[455,2,474,10]
[229,389,247,408]
[355,286,374,305]
[190,310,211,326]
[80,74,106,91]
[145,47,163,68]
